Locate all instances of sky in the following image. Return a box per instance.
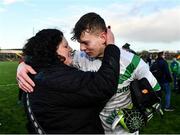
[0,0,180,52]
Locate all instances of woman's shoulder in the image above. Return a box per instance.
[34,64,78,81]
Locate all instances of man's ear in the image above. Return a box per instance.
[99,32,107,45]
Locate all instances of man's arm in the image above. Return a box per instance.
[16,62,36,92]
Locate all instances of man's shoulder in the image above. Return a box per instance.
[120,48,142,65]
[120,48,134,58]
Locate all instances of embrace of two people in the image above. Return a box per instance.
[17,12,161,134]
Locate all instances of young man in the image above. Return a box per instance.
[17,12,161,134]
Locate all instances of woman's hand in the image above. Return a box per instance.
[16,62,36,92]
[106,26,115,45]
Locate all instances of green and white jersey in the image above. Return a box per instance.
[73,48,161,134]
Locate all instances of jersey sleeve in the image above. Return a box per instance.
[134,57,161,91]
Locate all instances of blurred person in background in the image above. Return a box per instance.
[146,53,152,67]
[122,43,137,55]
[156,52,174,111]
[170,56,179,92]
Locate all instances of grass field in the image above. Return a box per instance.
[0,61,27,134]
[0,61,180,134]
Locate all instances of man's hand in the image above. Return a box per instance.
[16,62,36,92]
[106,26,115,45]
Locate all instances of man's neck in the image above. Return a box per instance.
[96,52,104,60]
[96,57,103,61]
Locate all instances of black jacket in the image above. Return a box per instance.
[26,45,120,134]
[156,57,172,83]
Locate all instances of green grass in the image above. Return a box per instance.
[0,61,180,133]
[141,60,180,134]
[0,61,27,134]
[141,91,180,134]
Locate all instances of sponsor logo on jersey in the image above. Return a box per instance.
[117,85,130,93]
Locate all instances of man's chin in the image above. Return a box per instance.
[86,52,103,58]
[88,54,97,58]
[86,52,93,57]
[88,54,103,59]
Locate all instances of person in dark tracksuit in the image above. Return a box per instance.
[22,28,120,133]
[156,52,174,111]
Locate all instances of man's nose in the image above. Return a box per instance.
[80,44,86,51]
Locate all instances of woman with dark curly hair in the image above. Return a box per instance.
[23,28,120,134]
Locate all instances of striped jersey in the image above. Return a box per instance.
[73,48,161,134]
